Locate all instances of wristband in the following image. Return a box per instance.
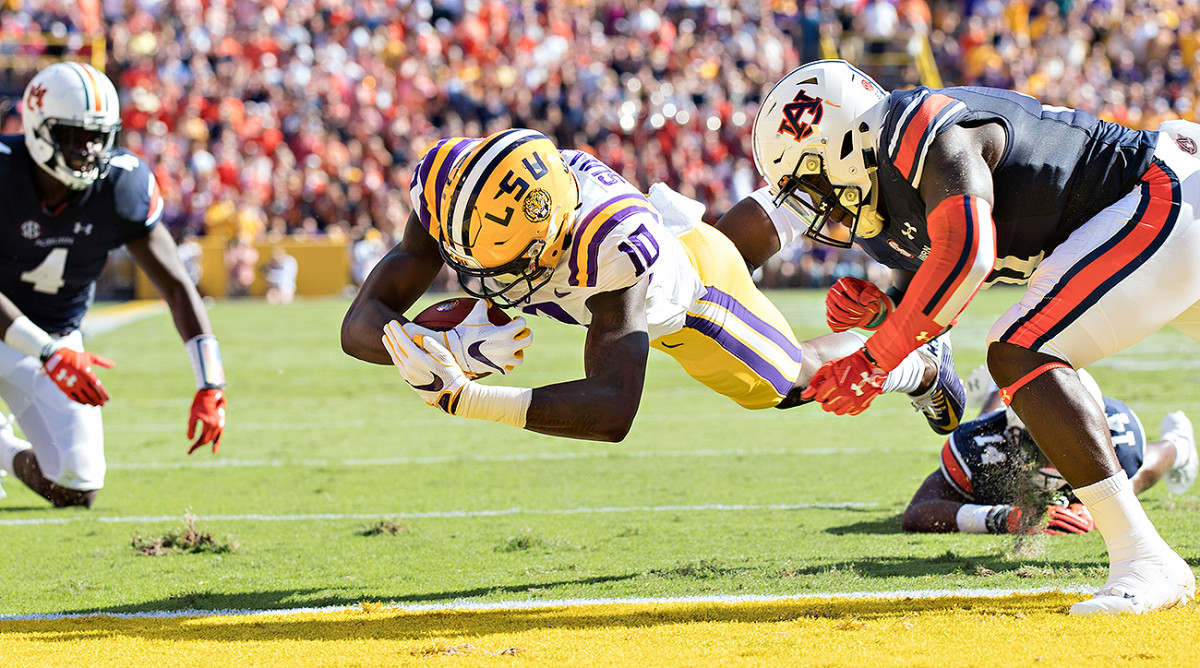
[455,382,532,428]
[185,335,226,390]
[956,503,1013,534]
[4,316,59,361]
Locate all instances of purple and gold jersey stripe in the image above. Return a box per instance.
[567,194,657,287]
[414,137,477,233]
[684,286,804,396]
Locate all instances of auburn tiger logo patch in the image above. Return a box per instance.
[778,91,824,141]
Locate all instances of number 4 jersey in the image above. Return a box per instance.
[0,136,162,334]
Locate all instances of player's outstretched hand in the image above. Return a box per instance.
[383,320,470,414]
[800,349,886,416]
[826,276,893,332]
[188,388,226,454]
[43,347,114,406]
[405,300,532,379]
[1045,502,1095,535]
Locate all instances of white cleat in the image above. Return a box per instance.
[1162,411,1198,495]
[1070,550,1195,615]
[962,364,998,413]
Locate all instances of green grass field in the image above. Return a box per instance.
[2,288,1198,617]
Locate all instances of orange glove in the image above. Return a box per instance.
[825,277,894,332]
[1045,503,1095,535]
[188,388,226,454]
[43,348,114,406]
[800,349,887,416]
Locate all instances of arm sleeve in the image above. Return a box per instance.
[865,195,995,370]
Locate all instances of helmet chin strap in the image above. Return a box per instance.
[854,174,885,239]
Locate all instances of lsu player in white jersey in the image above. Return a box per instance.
[342,129,964,440]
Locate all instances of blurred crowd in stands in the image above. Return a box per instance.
[1,0,1197,291]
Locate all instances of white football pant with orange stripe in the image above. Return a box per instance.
[988,120,1200,365]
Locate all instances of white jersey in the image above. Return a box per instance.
[509,150,703,338]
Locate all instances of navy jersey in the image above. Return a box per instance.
[939,397,1145,505]
[858,86,1157,283]
[0,137,163,333]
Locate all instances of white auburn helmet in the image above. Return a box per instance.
[22,62,122,190]
[1007,368,1104,492]
[751,60,889,247]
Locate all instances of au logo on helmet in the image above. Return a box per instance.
[26,84,47,111]
[778,90,824,141]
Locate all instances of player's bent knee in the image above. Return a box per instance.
[985,341,1063,386]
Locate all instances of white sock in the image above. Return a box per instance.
[882,351,927,395]
[1073,471,1169,563]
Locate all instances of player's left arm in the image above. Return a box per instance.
[863,124,1002,370]
[127,224,226,453]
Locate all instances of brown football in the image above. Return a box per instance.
[410,297,511,331]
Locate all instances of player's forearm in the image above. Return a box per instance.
[866,196,995,369]
[523,378,643,442]
[901,499,965,533]
[342,298,408,365]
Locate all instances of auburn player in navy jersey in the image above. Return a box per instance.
[902,369,1196,536]
[0,63,226,508]
[722,59,1200,614]
[341,129,963,442]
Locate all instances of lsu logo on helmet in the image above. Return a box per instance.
[523,188,553,224]
[437,129,580,308]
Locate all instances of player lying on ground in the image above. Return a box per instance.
[0,63,226,508]
[732,58,1199,614]
[341,129,965,441]
[903,368,1198,534]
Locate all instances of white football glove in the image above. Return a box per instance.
[382,320,470,414]
[403,300,532,379]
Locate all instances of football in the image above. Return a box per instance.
[410,297,511,331]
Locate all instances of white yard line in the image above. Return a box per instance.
[0,585,1094,622]
[0,501,877,526]
[105,446,891,470]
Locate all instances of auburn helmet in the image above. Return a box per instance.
[22,62,122,190]
[752,60,888,247]
[438,129,579,307]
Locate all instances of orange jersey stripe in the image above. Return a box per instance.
[1004,163,1175,349]
[893,94,957,182]
[940,440,973,497]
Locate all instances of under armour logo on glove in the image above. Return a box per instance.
[800,348,886,416]
[43,347,114,406]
